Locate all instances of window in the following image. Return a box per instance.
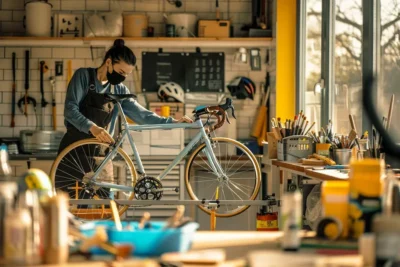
[379,0,400,142]
[333,0,363,134]
[304,0,323,131]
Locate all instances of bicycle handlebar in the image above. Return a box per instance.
[193,98,236,133]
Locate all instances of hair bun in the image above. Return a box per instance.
[113,39,125,48]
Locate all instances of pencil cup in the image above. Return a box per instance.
[332,149,352,165]
[161,105,170,117]
[316,143,331,157]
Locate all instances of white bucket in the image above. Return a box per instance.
[25,1,53,37]
[166,13,197,37]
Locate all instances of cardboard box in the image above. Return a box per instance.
[198,20,230,38]
[149,102,184,119]
[267,132,278,159]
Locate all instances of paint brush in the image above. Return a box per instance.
[304,121,315,135]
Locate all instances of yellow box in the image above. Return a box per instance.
[321,181,350,239]
[198,20,230,38]
[348,159,383,239]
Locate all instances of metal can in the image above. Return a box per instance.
[166,24,175,37]
[281,191,302,251]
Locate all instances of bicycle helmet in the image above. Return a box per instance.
[158,82,185,103]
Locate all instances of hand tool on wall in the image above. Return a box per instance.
[216,0,220,20]
[39,61,49,130]
[24,50,29,116]
[49,76,57,130]
[67,60,72,86]
[10,53,16,128]
[18,50,37,122]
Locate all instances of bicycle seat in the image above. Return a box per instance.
[105,93,137,102]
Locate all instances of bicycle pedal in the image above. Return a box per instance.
[152,187,179,193]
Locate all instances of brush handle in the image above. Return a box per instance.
[349,115,357,132]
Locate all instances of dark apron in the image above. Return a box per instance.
[56,68,114,200]
[58,68,114,153]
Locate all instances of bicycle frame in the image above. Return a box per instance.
[90,102,225,192]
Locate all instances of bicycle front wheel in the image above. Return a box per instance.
[185,137,261,217]
[50,139,137,220]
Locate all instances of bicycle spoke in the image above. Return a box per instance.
[226,183,244,201]
[82,145,94,173]
[73,148,86,174]
[228,160,253,177]
[225,153,245,174]
[62,155,85,175]
[228,180,250,197]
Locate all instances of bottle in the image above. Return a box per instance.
[42,192,69,264]
[3,201,33,265]
[281,190,302,251]
[0,143,18,258]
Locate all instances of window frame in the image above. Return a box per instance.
[296,0,380,133]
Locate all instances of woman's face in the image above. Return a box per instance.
[106,58,134,77]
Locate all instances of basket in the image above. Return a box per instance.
[277,135,314,162]
[79,221,199,257]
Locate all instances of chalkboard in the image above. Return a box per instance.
[141,52,225,93]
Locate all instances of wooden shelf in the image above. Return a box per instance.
[0,36,273,48]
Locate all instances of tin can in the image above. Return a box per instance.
[166,24,175,37]
[281,191,302,251]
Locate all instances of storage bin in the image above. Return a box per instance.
[79,221,199,257]
[277,136,314,162]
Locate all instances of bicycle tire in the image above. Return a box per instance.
[185,137,261,217]
[49,138,137,220]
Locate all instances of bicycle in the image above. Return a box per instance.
[50,95,261,220]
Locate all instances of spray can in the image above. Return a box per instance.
[281,190,302,251]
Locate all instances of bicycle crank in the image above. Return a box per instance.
[134,176,164,200]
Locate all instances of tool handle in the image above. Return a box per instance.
[215,0,220,20]
[25,50,29,90]
[11,85,15,127]
[52,107,57,130]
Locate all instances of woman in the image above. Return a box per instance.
[59,38,192,153]
[56,39,191,198]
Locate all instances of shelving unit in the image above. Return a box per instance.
[0,36,273,48]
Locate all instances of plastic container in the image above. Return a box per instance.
[80,221,199,257]
[316,143,331,157]
[277,136,314,162]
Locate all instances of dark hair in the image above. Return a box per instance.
[102,39,136,66]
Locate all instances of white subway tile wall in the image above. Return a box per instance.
[0,45,275,140]
[0,0,253,37]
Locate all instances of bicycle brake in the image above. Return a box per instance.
[225,111,231,124]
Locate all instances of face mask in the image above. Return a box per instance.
[107,65,126,85]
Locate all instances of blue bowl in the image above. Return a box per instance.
[79,221,199,257]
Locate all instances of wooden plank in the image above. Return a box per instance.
[304,169,349,181]
[271,160,312,173]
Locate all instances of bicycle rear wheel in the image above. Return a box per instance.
[49,139,137,220]
[185,137,261,217]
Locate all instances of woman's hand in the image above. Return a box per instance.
[173,115,193,123]
[90,125,115,144]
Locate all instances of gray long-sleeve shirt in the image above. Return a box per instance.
[64,68,173,135]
